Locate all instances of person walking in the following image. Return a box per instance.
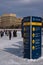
[9,31,11,40]
[13,30,17,37]
[1,31,4,37]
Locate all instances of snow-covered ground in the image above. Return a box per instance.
[0,31,43,65]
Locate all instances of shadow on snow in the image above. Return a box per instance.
[3,41,23,58]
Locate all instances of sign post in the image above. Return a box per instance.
[22,16,42,59]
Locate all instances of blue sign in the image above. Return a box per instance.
[32,16,42,59]
[32,26,41,59]
[21,16,42,59]
[32,16,42,22]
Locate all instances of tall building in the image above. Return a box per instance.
[0,13,22,28]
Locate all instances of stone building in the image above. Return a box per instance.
[0,16,1,27]
[0,14,22,28]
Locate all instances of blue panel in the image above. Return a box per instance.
[22,16,42,59]
[32,49,41,59]
[24,49,30,59]
[32,16,42,22]
[23,26,30,32]
[32,26,41,59]
[24,43,30,49]
[32,16,42,59]
[24,53,30,59]
[23,16,30,22]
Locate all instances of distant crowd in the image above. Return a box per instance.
[0,30,17,40]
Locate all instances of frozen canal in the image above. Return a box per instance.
[0,31,43,65]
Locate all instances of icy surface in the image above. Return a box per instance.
[0,31,43,65]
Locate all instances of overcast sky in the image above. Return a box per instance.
[0,0,43,17]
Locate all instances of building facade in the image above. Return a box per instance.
[0,14,22,28]
[0,16,1,27]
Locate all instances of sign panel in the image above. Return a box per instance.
[32,17,42,59]
[21,16,42,59]
[22,17,30,59]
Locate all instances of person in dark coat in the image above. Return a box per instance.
[13,30,17,37]
[9,31,11,40]
[1,31,4,37]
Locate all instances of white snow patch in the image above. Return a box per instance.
[0,31,43,65]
